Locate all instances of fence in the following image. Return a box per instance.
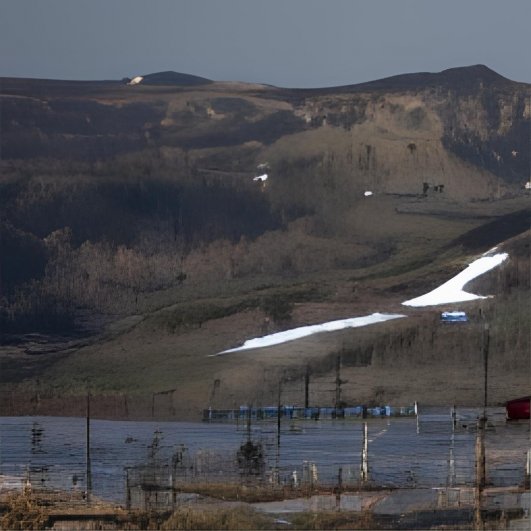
[1,407,529,514]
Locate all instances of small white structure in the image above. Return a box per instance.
[128,76,143,85]
[253,174,268,182]
[364,191,373,197]
[525,181,531,190]
[441,311,468,323]
[291,470,299,487]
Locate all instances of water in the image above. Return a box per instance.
[0,407,528,504]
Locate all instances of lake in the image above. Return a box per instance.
[0,407,529,504]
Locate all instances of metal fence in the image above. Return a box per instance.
[0,407,529,512]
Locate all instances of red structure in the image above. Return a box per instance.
[506,396,530,420]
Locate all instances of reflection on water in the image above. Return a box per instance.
[31,422,44,455]
[0,407,528,504]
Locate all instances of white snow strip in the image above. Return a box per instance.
[402,253,508,307]
[364,191,373,196]
[128,76,143,85]
[253,174,268,182]
[212,313,405,356]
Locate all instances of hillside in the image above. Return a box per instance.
[0,65,529,417]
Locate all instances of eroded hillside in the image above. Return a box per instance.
[0,66,529,412]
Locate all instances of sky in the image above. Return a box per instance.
[1,0,530,88]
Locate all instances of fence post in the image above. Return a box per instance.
[277,383,282,449]
[334,355,341,415]
[528,396,531,490]
[246,403,252,442]
[85,393,92,504]
[276,382,282,484]
[336,467,343,509]
[482,325,489,420]
[125,467,131,510]
[475,416,486,529]
[360,422,368,484]
[304,366,310,409]
[525,449,531,490]
[476,417,486,490]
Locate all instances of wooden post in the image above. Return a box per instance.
[276,382,282,485]
[246,403,252,442]
[125,467,131,510]
[448,431,456,488]
[86,393,92,503]
[304,367,310,409]
[528,396,531,490]
[277,382,282,450]
[525,448,531,490]
[334,355,341,414]
[475,415,486,529]
[482,324,490,420]
[476,417,486,489]
[360,422,368,484]
[336,467,343,508]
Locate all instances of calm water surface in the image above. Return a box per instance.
[0,407,528,503]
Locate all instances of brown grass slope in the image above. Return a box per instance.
[0,66,529,416]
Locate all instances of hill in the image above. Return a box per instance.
[124,70,213,86]
[0,66,529,417]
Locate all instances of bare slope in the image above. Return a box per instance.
[0,66,529,416]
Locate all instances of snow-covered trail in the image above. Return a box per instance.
[402,252,508,307]
[211,313,405,356]
[211,250,509,356]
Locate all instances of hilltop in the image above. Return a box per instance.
[0,65,529,417]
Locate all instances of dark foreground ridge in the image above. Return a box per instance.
[127,70,213,85]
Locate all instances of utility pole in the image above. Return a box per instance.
[360,422,369,484]
[275,381,282,485]
[477,324,489,489]
[86,393,92,504]
[246,403,252,442]
[334,355,342,415]
[475,323,489,529]
[304,366,310,409]
[277,382,282,450]
[482,324,490,421]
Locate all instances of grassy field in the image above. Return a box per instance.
[1,206,528,419]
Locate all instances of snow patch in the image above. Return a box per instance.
[212,313,405,356]
[402,253,508,307]
[253,174,268,182]
[364,191,373,196]
[128,76,143,85]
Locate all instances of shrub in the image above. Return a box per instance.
[0,489,48,530]
[161,506,273,530]
[260,294,293,323]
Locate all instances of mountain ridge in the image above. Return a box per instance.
[1,64,528,90]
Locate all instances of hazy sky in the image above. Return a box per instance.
[1,0,530,87]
